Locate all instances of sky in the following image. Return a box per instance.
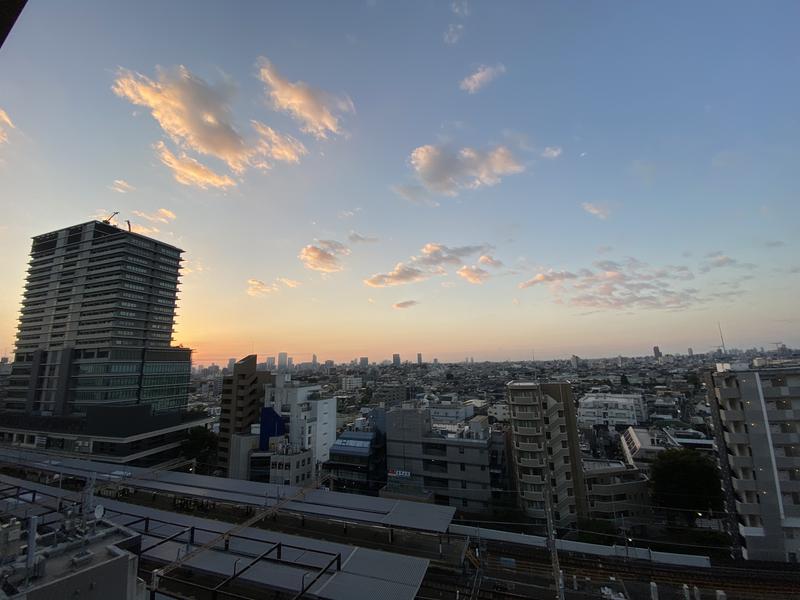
[0,1,799,364]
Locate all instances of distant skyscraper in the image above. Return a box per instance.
[392,353,401,367]
[653,345,662,359]
[0,220,209,464]
[227,358,236,372]
[278,352,288,371]
[287,357,294,369]
[417,352,422,366]
[311,353,318,368]
[359,356,369,368]
[688,347,694,357]
[266,356,276,369]
[570,354,580,369]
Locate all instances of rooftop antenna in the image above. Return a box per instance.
[717,322,727,354]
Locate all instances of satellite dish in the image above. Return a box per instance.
[94,505,105,520]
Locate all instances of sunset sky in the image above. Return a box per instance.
[1,1,798,364]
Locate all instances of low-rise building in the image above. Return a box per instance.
[583,459,650,528]
[326,430,386,495]
[577,393,646,428]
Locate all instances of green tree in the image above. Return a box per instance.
[183,426,218,470]
[650,449,722,523]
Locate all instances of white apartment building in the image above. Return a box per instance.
[340,375,363,392]
[577,393,647,428]
[264,376,337,465]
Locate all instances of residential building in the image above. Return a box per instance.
[507,381,588,528]
[359,356,369,368]
[264,376,337,465]
[577,392,647,428]
[653,346,662,359]
[373,383,409,407]
[708,363,800,562]
[277,352,288,371]
[620,426,671,475]
[383,408,509,513]
[417,353,423,366]
[218,355,274,471]
[325,429,386,495]
[0,220,210,466]
[392,353,401,367]
[340,375,362,392]
[583,459,650,528]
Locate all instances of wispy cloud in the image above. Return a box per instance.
[0,108,14,144]
[364,242,489,287]
[451,0,470,17]
[391,183,439,207]
[410,143,524,196]
[540,146,562,159]
[443,23,464,45]
[364,262,433,288]
[699,251,757,273]
[298,239,351,273]
[392,300,419,310]
[247,276,302,296]
[764,240,785,248]
[348,231,379,244]
[582,202,610,220]
[516,258,723,311]
[133,208,176,224]
[155,142,235,189]
[113,64,307,187]
[109,179,135,193]
[457,265,490,284]
[257,57,354,139]
[478,254,503,268]
[459,64,506,94]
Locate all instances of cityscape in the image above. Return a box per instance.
[1,2,800,600]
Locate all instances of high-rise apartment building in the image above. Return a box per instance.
[0,220,210,465]
[708,363,800,562]
[417,352,423,366]
[359,356,369,368]
[392,353,401,367]
[218,355,274,471]
[507,381,588,528]
[653,345,662,359]
[277,352,288,371]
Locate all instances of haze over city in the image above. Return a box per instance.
[1,1,798,363]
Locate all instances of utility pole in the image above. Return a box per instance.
[544,472,565,600]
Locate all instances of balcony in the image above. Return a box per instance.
[720,409,743,423]
[520,457,545,468]
[723,431,750,445]
[512,410,541,420]
[514,426,542,436]
[735,500,762,516]
[727,455,753,469]
[731,478,758,493]
[516,442,544,452]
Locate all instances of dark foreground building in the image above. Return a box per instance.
[0,220,211,465]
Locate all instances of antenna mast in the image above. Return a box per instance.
[717,322,727,354]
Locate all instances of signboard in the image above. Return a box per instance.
[388,469,411,478]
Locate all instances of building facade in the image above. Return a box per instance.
[507,381,588,528]
[708,363,800,562]
[0,220,210,466]
[577,393,646,429]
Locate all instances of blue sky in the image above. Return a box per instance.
[0,1,798,363]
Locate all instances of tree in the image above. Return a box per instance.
[620,374,630,386]
[650,448,723,523]
[183,426,218,470]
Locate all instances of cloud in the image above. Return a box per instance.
[276,277,302,288]
[443,23,464,45]
[298,239,350,273]
[699,251,757,273]
[459,64,506,94]
[392,300,419,310]
[155,142,235,189]
[416,242,489,266]
[516,259,730,311]
[348,231,379,244]
[247,278,278,296]
[130,223,160,236]
[519,270,577,289]
[410,143,524,196]
[582,202,610,220]
[250,121,307,165]
[133,208,176,224]
[764,240,785,248]
[451,0,470,16]
[338,208,362,219]
[113,65,306,186]
[457,265,490,284]
[257,57,353,139]
[597,245,614,255]
[540,146,562,159]
[478,254,503,268]
[364,242,488,288]
[0,108,14,144]
[391,183,439,207]
[364,262,433,288]
[107,179,135,193]
[113,66,251,172]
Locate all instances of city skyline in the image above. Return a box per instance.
[2,1,799,363]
